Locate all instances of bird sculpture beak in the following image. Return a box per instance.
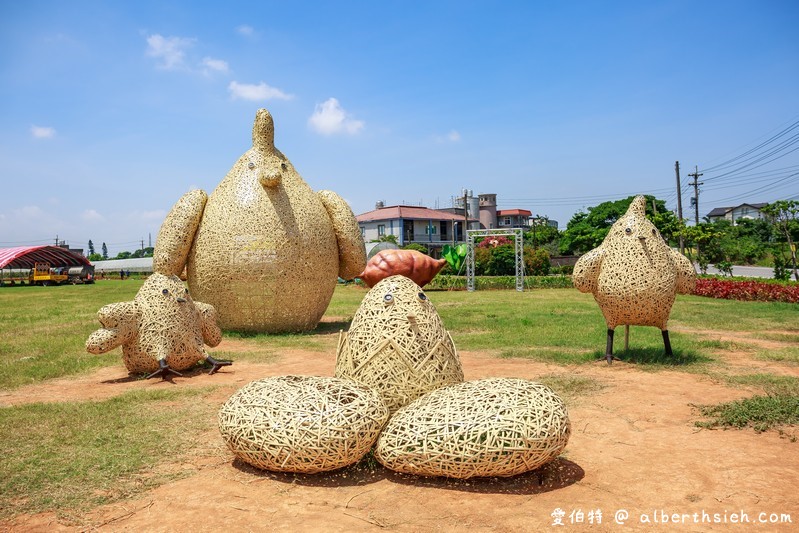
[258,169,282,188]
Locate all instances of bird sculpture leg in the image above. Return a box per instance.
[205,354,233,375]
[662,330,673,356]
[146,358,183,380]
[604,328,618,365]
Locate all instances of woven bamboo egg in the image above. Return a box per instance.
[335,275,464,413]
[152,108,366,333]
[85,273,224,376]
[218,375,389,473]
[375,378,571,479]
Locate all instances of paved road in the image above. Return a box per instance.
[697,263,775,279]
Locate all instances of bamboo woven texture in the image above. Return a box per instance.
[375,378,571,479]
[572,195,696,330]
[335,275,464,413]
[152,108,366,333]
[218,375,389,473]
[85,273,222,373]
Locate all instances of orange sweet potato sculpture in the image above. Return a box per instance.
[359,250,447,288]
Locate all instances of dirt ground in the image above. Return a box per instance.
[1,330,798,532]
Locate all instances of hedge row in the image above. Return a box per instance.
[424,275,799,304]
[425,275,574,291]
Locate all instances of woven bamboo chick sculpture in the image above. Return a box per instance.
[335,275,464,413]
[86,273,230,378]
[152,108,366,333]
[572,195,696,363]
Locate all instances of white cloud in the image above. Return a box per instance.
[435,130,461,143]
[228,81,293,101]
[146,34,195,70]
[237,25,255,37]
[308,98,364,135]
[202,57,229,73]
[31,125,56,139]
[81,209,104,222]
[135,209,167,222]
[17,205,45,218]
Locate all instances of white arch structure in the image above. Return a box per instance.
[466,228,524,292]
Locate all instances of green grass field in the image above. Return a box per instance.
[0,280,797,521]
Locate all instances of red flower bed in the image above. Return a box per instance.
[693,278,799,303]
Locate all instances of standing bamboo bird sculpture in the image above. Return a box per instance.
[152,108,366,333]
[572,196,696,363]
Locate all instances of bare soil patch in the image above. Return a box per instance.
[2,336,798,532]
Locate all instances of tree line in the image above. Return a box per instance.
[86,240,154,262]
[375,197,799,280]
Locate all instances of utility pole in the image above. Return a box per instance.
[140,240,145,254]
[675,161,685,254]
[688,165,704,262]
[688,166,704,226]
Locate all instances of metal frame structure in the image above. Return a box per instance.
[466,228,524,292]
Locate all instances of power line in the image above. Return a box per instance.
[699,116,799,173]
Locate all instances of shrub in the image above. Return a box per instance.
[477,236,513,249]
[402,243,428,254]
[524,247,551,276]
[693,278,799,303]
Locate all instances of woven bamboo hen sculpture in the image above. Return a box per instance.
[152,108,366,333]
[572,196,696,363]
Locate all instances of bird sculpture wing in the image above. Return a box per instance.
[572,247,605,294]
[85,302,138,354]
[195,301,223,347]
[152,189,208,276]
[317,190,367,280]
[670,249,697,294]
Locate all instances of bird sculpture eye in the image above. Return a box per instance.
[625,228,632,235]
[162,288,169,295]
[281,163,287,170]
[383,294,394,304]
[418,292,428,301]
[651,228,657,236]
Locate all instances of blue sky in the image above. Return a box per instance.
[1,0,797,256]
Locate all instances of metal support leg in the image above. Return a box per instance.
[605,328,615,365]
[662,330,673,356]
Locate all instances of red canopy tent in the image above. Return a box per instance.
[0,246,92,270]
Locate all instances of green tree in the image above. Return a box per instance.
[131,247,155,258]
[115,251,132,260]
[524,220,560,248]
[401,243,428,254]
[486,244,516,275]
[762,200,799,281]
[101,242,108,260]
[87,240,95,256]
[375,234,398,245]
[524,246,551,275]
[680,223,724,274]
[560,195,670,254]
[88,253,103,262]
